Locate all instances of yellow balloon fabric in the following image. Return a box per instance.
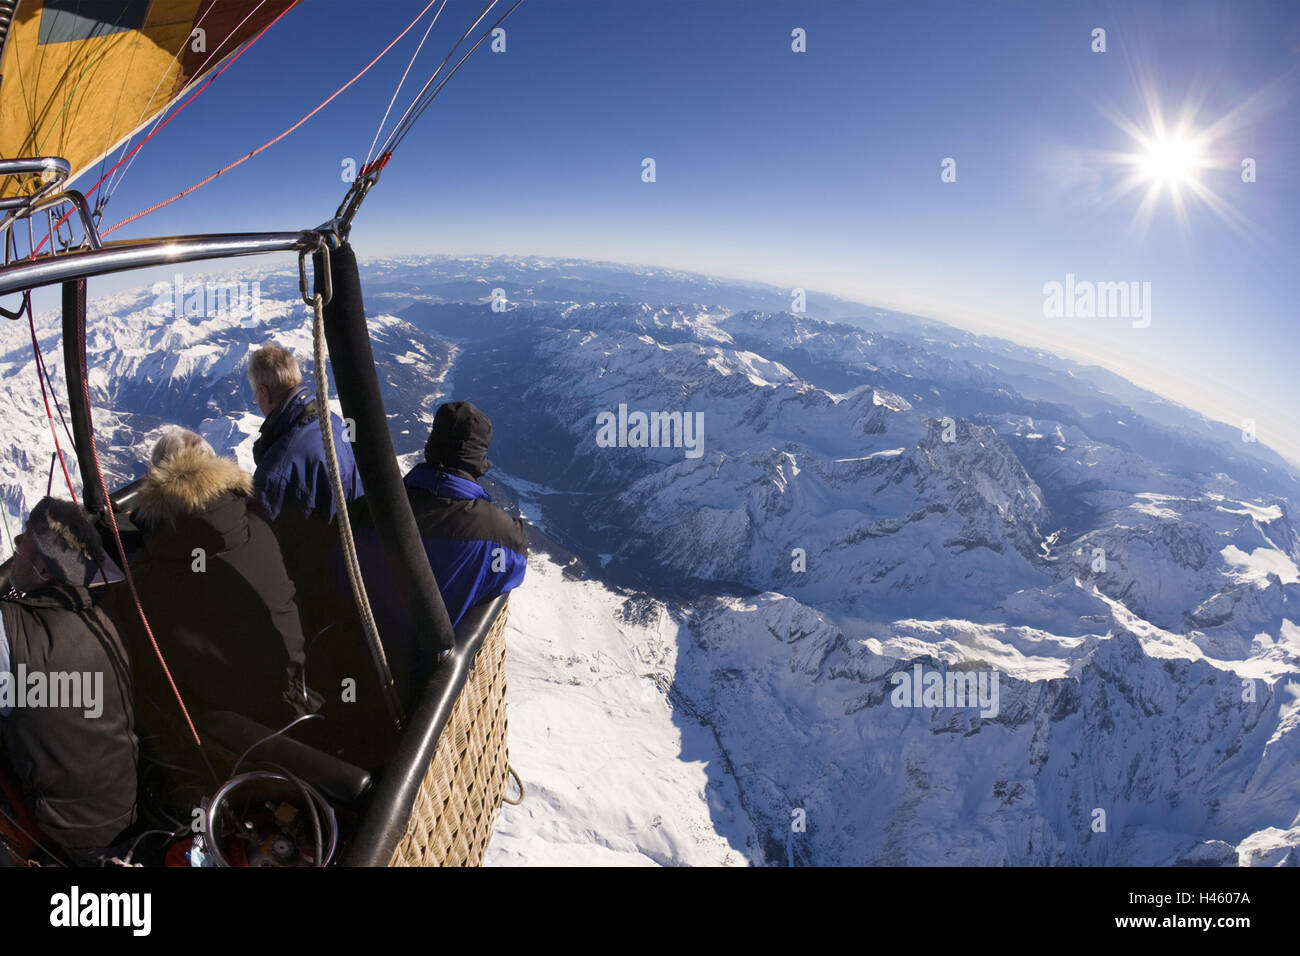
[0,0,296,200]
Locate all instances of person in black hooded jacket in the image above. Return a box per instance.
[0,496,137,860]
[122,429,318,731]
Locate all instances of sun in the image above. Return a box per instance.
[1081,70,1287,243]
[1093,96,1243,239]
[1136,129,1205,189]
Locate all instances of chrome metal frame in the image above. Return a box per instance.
[0,156,71,212]
[0,157,104,264]
[0,231,324,296]
[1,155,325,296]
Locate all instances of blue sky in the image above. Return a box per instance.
[54,0,1300,464]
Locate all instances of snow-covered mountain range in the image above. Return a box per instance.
[2,254,1297,865]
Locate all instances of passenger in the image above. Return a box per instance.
[124,429,317,728]
[326,401,527,704]
[406,401,529,622]
[0,497,137,860]
[247,343,362,635]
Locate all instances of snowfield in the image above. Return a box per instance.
[489,549,751,866]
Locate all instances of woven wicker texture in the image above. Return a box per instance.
[388,601,511,867]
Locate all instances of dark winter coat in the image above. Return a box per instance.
[127,445,315,728]
[252,383,363,637]
[0,583,138,850]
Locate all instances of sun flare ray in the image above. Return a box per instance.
[1080,68,1288,248]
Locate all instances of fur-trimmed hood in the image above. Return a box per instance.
[134,444,253,528]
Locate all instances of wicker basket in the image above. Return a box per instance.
[388,601,512,866]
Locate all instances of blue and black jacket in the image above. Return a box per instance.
[400,462,528,624]
[327,462,527,702]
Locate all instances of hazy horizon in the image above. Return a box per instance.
[33,244,1300,474]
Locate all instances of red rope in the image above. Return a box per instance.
[33,0,303,257]
[102,0,442,237]
[37,342,77,453]
[24,298,77,503]
[26,292,78,452]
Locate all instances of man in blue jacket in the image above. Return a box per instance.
[248,343,362,635]
[406,401,528,625]
[325,401,527,705]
